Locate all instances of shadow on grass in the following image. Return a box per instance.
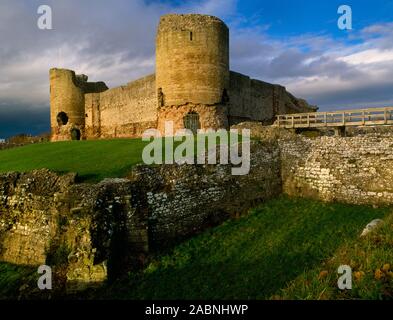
[1,197,390,300]
[102,197,390,300]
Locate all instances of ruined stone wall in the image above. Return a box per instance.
[280,135,393,205]
[87,74,157,139]
[129,142,281,246]
[50,69,86,141]
[0,171,68,265]
[50,68,108,141]
[156,14,229,106]
[0,142,281,290]
[228,71,317,125]
[0,170,149,292]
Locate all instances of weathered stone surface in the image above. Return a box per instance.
[280,134,393,205]
[85,74,158,139]
[0,170,76,265]
[229,72,317,126]
[0,171,148,292]
[129,141,281,246]
[231,122,297,142]
[156,14,229,107]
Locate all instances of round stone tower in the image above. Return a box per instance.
[49,68,86,141]
[156,14,229,107]
[156,14,230,133]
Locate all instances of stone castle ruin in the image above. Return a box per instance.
[50,14,317,141]
[3,12,390,296]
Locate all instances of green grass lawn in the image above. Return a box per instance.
[0,133,244,182]
[98,196,391,300]
[0,263,37,299]
[0,139,148,182]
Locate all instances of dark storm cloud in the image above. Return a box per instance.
[301,80,393,109]
[0,103,49,138]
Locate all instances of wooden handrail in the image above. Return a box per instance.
[275,107,393,129]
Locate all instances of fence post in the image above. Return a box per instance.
[384,108,387,124]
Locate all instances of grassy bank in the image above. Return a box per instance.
[1,196,391,300]
[99,196,391,300]
[0,139,147,182]
[277,211,393,300]
[0,134,242,182]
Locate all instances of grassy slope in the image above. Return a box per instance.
[0,196,391,300]
[0,263,37,299]
[0,139,148,182]
[278,212,393,300]
[0,134,241,182]
[100,196,391,300]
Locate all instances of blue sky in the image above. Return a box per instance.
[237,0,393,34]
[165,0,393,35]
[0,0,393,137]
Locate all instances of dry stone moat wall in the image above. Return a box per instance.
[1,132,393,292]
[280,135,393,205]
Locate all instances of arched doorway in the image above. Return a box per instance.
[183,112,200,134]
[71,128,81,141]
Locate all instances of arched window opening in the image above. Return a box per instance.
[158,88,165,108]
[221,89,229,104]
[57,112,69,126]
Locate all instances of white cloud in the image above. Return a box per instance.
[339,49,393,65]
[228,21,393,109]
